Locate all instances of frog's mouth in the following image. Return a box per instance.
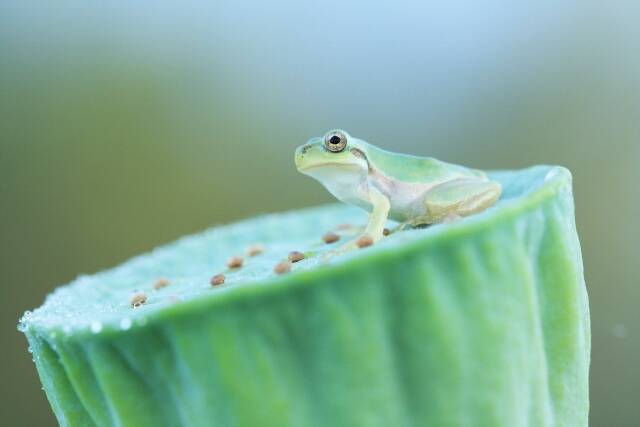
[297,162,364,174]
[298,162,346,171]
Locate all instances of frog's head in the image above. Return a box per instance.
[295,130,370,181]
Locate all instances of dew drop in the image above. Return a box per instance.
[120,318,132,331]
[90,321,103,334]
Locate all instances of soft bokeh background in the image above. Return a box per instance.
[1,1,638,425]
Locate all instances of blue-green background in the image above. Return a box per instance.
[1,1,638,425]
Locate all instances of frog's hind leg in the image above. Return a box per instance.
[424,179,502,223]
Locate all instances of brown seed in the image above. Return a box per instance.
[130,291,147,308]
[322,232,340,244]
[246,243,265,257]
[210,274,225,286]
[383,228,391,236]
[153,278,170,290]
[274,261,292,275]
[227,256,244,269]
[336,223,353,230]
[356,235,374,248]
[288,251,306,263]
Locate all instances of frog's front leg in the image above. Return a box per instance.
[361,185,391,244]
[326,186,390,257]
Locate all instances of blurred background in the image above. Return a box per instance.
[1,1,638,425]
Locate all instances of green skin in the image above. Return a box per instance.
[295,129,502,249]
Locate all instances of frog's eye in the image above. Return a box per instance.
[324,132,347,153]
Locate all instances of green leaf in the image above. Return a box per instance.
[20,165,590,427]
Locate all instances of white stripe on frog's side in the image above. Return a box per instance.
[349,147,441,222]
[367,166,439,222]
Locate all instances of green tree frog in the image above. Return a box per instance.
[295,129,502,250]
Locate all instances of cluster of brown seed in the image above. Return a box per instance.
[128,224,394,306]
[210,242,310,286]
[271,248,310,275]
[209,224,391,286]
[268,250,306,276]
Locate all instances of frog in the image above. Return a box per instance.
[295,129,502,251]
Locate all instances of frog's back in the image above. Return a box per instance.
[365,144,486,183]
